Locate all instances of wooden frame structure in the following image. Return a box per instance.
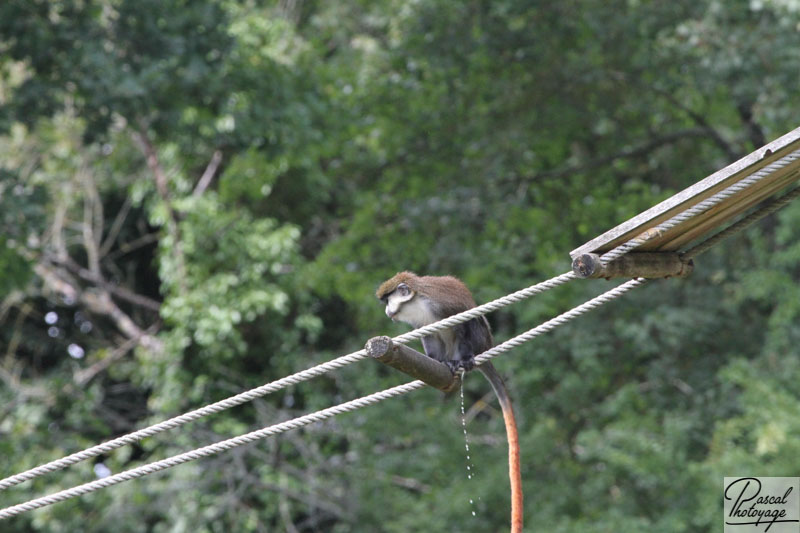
[570,126,800,259]
[369,126,800,385]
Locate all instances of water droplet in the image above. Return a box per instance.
[94,463,112,479]
[67,344,85,359]
[461,380,478,518]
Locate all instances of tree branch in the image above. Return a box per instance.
[519,128,711,182]
[104,232,160,262]
[73,323,160,386]
[99,195,132,257]
[193,150,223,197]
[639,80,740,161]
[736,100,767,150]
[51,254,162,312]
[34,262,163,353]
[81,168,103,276]
[131,126,189,294]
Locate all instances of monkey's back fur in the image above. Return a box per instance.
[376,271,483,322]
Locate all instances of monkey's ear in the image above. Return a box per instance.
[397,283,410,296]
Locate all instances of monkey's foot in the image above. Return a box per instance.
[445,359,474,375]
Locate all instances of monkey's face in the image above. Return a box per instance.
[383,283,415,321]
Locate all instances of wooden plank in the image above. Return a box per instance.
[365,336,457,392]
[635,162,800,251]
[656,165,800,250]
[571,252,694,279]
[570,126,800,258]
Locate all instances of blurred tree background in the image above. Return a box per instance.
[1,0,799,531]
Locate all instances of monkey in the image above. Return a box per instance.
[376,271,523,533]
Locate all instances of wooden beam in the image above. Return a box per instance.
[570,126,800,258]
[572,252,694,279]
[365,336,457,392]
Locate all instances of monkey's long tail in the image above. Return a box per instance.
[479,363,523,533]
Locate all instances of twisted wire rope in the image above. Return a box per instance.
[0,381,427,520]
[601,148,800,265]
[681,185,800,260]
[3,148,799,518]
[0,272,577,491]
[0,275,638,520]
[475,278,647,366]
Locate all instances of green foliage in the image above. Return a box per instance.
[0,241,31,298]
[0,0,232,141]
[1,0,800,531]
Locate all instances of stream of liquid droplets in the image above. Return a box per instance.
[460,379,478,517]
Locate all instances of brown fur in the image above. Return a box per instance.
[376,271,477,317]
[376,271,421,300]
